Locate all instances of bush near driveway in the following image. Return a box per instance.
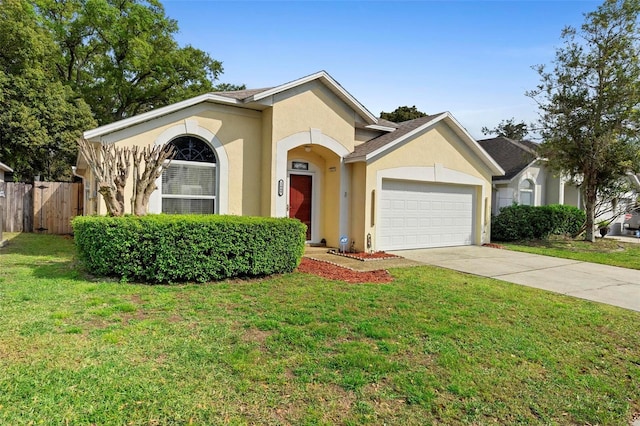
[492,204,585,241]
[72,215,306,283]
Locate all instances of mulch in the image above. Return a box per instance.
[297,258,393,283]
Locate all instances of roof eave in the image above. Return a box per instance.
[361,114,448,163]
[249,71,378,125]
[344,155,366,164]
[442,113,504,176]
[358,113,505,176]
[0,161,13,172]
[365,124,396,132]
[83,93,242,141]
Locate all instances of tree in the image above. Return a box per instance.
[78,139,175,216]
[35,0,226,125]
[481,118,530,140]
[214,83,247,92]
[130,144,176,215]
[380,105,427,122]
[0,0,96,181]
[527,0,640,242]
[77,139,131,216]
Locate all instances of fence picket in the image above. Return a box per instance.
[0,182,82,234]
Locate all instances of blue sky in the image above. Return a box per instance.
[163,0,600,139]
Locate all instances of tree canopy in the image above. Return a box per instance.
[481,118,530,140]
[34,0,227,125]
[379,105,428,123]
[0,0,239,181]
[0,0,96,181]
[527,0,640,242]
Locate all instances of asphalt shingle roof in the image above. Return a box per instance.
[346,114,442,159]
[477,137,539,181]
[213,88,273,100]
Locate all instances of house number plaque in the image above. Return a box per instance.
[292,161,309,170]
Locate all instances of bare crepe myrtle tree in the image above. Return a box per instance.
[131,144,176,216]
[78,139,175,216]
[77,138,130,216]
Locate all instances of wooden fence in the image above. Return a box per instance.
[0,181,83,234]
[0,182,33,233]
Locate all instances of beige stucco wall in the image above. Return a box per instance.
[353,122,494,251]
[349,162,367,249]
[260,108,274,217]
[266,81,358,246]
[270,81,357,149]
[86,104,262,216]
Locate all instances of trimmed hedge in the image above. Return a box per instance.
[72,215,307,283]
[492,204,586,242]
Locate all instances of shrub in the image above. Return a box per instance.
[72,215,306,283]
[491,204,585,242]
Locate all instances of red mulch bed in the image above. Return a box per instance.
[297,258,393,283]
[329,250,401,261]
[482,243,505,249]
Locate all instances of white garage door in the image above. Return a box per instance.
[378,179,475,250]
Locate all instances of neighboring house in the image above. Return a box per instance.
[478,137,581,216]
[76,71,504,251]
[0,162,12,182]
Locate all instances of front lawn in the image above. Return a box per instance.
[503,237,640,270]
[1,233,639,425]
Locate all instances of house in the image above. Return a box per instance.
[0,162,12,182]
[76,71,504,251]
[477,137,581,215]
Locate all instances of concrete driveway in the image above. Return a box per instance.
[390,246,640,312]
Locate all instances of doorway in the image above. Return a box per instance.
[289,174,312,240]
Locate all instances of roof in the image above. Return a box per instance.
[348,114,440,159]
[84,70,378,141]
[477,137,539,181]
[0,161,13,172]
[345,112,505,176]
[214,87,273,100]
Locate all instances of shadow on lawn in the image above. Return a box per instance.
[2,232,87,282]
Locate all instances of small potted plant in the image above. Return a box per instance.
[597,220,611,238]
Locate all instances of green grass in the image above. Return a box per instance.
[503,237,640,270]
[1,233,639,425]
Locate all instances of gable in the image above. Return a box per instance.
[269,80,360,151]
[346,113,504,176]
[368,120,500,182]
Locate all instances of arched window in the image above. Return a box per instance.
[519,179,534,206]
[161,136,217,214]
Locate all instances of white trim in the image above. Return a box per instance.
[249,71,377,125]
[148,121,229,214]
[376,165,485,188]
[518,178,535,206]
[275,130,351,239]
[365,124,396,132]
[83,94,245,140]
[0,162,12,173]
[346,112,505,176]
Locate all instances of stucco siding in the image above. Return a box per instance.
[356,123,494,251]
[87,104,262,216]
[271,81,356,153]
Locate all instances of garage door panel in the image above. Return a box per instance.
[378,179,475,250]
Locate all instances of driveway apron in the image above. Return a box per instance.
[390,246,640,312]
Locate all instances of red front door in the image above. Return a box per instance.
[289,174,312,240]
